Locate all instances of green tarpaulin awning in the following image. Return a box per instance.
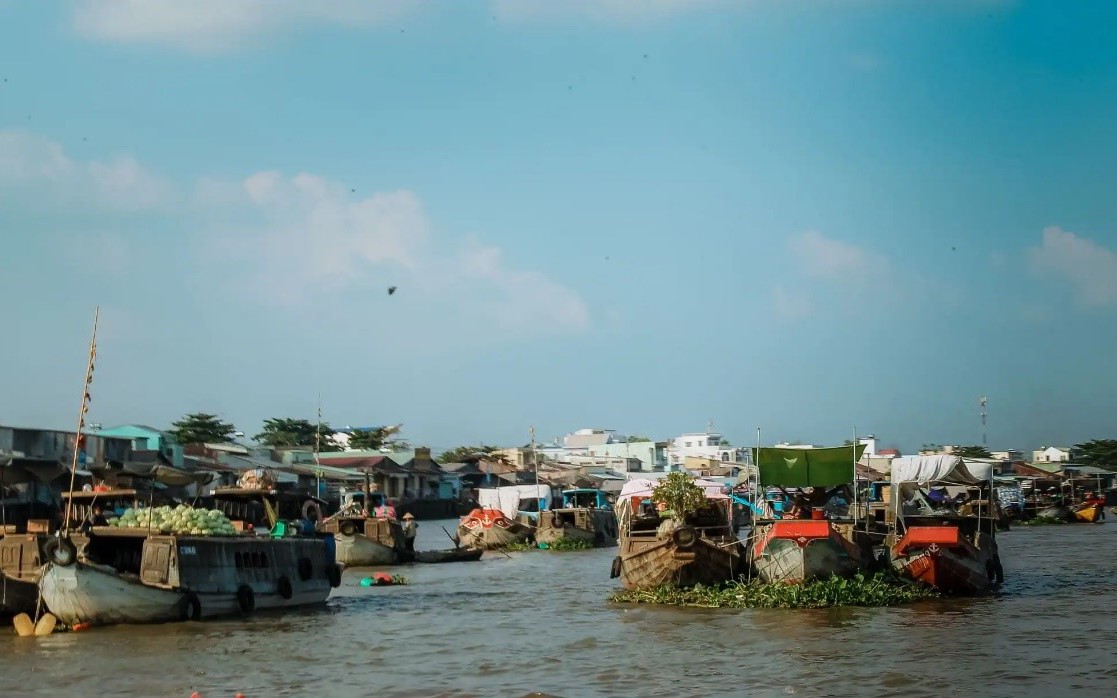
[753,444,865,488]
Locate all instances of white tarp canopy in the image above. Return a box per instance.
[478,485,552,518]
[890,455,994,486]
[618,476,729,502]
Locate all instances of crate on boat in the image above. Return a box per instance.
[26,520,50,534]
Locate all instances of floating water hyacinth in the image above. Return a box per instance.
[609,572,941,609]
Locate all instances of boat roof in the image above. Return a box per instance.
[891,455,993,486]
[63,489,139,500]
[562,488,605,495]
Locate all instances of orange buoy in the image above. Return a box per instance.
[72,622,93,632]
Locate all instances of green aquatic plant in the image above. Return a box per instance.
[1018,515,1068,526]
[608,572,940,609]
[540,538,594,551]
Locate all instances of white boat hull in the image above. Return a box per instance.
[334,533,397,567]
[40,562,331,627]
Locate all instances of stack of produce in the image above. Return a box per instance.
[236,468,276,491]
[106,505,238,536]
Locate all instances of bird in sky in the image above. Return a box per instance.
[388,286,397,296]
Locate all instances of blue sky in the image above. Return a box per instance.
[2,0,1116,454]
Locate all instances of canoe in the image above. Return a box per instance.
[414,548,484,563]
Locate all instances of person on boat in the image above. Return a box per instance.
[80,504,108,532]
[401,512,417,554]
[374,500,398,520]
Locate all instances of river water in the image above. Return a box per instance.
[2,519,1115,697]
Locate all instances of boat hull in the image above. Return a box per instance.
[617,518,741,590]
[0,573,41,617]
[1073,504,1104,523]
[414,548,484,563]
[893,548,991,595]
[41,561,331,626]
[534,509,618,548]
[749,520,869,584]
[890,525,998,595]
[334,533,397,567]
[457,509,532,549]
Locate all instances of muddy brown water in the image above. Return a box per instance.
[2,519,1116,697]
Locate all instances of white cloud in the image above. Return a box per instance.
[0,130,171,211]
[491,0,739,24]
[1031,226,1117,307]
[71,0,417,53]
[788,230,886,280]
[772,285,813,319]
[771,231,890,318]
[207,170,589,333]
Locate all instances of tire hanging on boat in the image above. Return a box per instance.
[181,592,202,621]
[43,536,77,567]
[340,522,357,536]
[671,526,698,549]
[277,576,293,600]
[550,512,564,528]
[327,563,342,588]
[236,584,255,615]
[301,500,322,522]
[609,556,622,579]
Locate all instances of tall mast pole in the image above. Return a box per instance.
[980,395,988,447]
[63,307,99,535]
[315,394,322,499]
[530,425,539,509]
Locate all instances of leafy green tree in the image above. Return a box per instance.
[626,435,652,443]
[438,444,504,464]
[346,425,408,451]
[1071,439,1117,469]
[952,445,992,458]
[651,472,708,519]
[170,413,236,445]
[255,418,340,451]
[719,438,731,447]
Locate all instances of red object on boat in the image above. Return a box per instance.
[810,509,826,520]
[373,572,395,585]
[892,526,991,594]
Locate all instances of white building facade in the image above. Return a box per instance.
[667,431,751,468]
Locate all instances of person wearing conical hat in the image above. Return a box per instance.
[401,512,418,556]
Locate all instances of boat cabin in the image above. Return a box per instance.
[560,488,611,510]
[63,489,177,530]
[202,487,326,532]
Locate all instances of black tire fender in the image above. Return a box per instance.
[277,576,293,600]
[44,536,77,567]
[327,563,342,588]
[301,500,322,522]
[236,584,255,616]
[609,556,622,579]
[339,522,357,536]
[181,592,202,621]
[297,557,314,582]
[551,512,564,528]
[671,526,698,549]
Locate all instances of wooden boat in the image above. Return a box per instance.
[534,489,618,548]
[887,455,1003,595]
[890,519,998,594]
[749,519,870,584]
[39,527,339,626]
[318,490,407,567]
[1072,502,1104,523]
[414,547,484,563]
[746,444,875,584]
[0,533,45,617]
[611,477,742,589]
[456,508,531,549]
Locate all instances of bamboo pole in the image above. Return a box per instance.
[62,307,99,535]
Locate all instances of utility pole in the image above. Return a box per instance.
[980,396,988,447]
[530,426,540,511]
